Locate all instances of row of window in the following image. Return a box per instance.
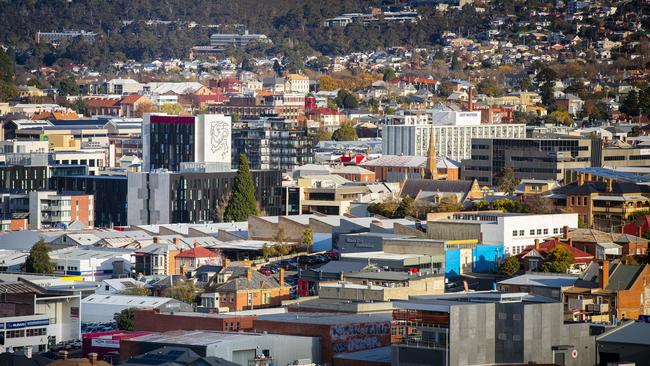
[512,227,563,237]
[5,328,46,339]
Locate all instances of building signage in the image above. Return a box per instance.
[91,338,120,348]
[5,318,49,329]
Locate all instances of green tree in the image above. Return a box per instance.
[163,282,200,304]
[0,82,17,102]
[394,197,414,218]
[313,127,332,143]
[437,195,464,212]
[53,75,80,96]
[495,167,519,195]
[541,246,574,273]
[382,68,397,81]
[498,256,521,276]
[620,90,640,116]
[302,228,313,248]
[332,124,358,141]
[160,103,184,115]
[540,81,555,107]
[114,308,135,331]
[477,79,504,97]
[335,89,359,109]
[549,110,574,126]
[519,77,534,91]
[224,154,258,222]
[23,240,55,274]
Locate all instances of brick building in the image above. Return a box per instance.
[253,312,392,364]
[212,267,290,311]
[564,261,650,323]
[133,309,256,333]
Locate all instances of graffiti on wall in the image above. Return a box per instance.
[330,322,391,353]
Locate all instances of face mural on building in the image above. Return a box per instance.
[209,120,231,160]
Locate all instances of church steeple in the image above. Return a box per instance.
[426,128,437,180]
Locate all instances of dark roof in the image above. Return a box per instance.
[553,181,650,195]
[401,179,474,199]
[312,261,370,274]
[122,346,238,366]
[214,267,285,292]
[194,265,223,275]
[598,321,650,346]
[0,279,58,296]
[607,264,645,291]
[0,353,51,366]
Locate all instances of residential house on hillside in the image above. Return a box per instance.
[563,228,648,259]
[174,243,223,274]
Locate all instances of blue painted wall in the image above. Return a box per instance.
[472,244,504,273]
[445,249,461,279]
[311,233,332,252]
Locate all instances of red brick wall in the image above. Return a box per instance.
[133,309,255,332]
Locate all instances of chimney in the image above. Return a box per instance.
[153,236,159,244]
[639,226,643,238]
[577,173,585,186]
[567,238,573,247]
[193,241,199,248]
[88,353,98,365]
[25,347,32,359]
[174,237,181,245]
[468,87,474,112]
[224,258,231,267]
[563,226,569,239]
[599,260,610,289]
[534,239,540,250]
[59,351,69,360]
[246,268,253,281]
[279,268,285,288]
[587,173,592,182]
[606,178,613,193]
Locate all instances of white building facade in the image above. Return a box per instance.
[382,123,526,161]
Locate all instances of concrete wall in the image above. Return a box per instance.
[127,172,171,225]
[338,234,383,253]
[449,303,496,365]
[427,221,481,241]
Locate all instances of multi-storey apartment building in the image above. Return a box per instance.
[142,113,231,172]
[232,115,313,171]
[28,191,94,229]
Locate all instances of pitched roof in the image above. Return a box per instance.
[119,94,144,104]
[517,239,594,263]
[400,179,474,199]
[498,273,578,288]
[566,228,647,245]
[85,98,121,108]
[175,246,220,258]
[598,321,650,346]
[607,264,645,291]
[214,268,285,292]
[553,181,649,195]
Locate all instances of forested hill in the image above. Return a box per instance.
[0,0,490,69]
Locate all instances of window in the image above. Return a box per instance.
[583,196,588,206]
[25,328,46,337]
[513,230,518,237]
[543,229,548,235]
[553,228,559,234]
[519,230,524,236]
[6,330,25,338]
[537,229,542,235]
[530,229,535,235]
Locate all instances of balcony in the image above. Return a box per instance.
[568,298,593,310]
[587,303,609,313]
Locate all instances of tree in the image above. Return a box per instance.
[224,154,258,222]
[160,103,183,115]
[520,195,557,214]
[495,167,519,195]
[335,89,359,109]
[620,90,640,116]
[437,195,464,212]
[332,124,358,141]
[477,79,503,97]
[382,68,397,81]
[519,77,534,91]
[394,197,414,218]
[549,110,573,126]
[273,227,288,246]
[542,246,574,273]
[301,228,313,250]
[261,243,274,259]
[540,81,555,107]
[163,282,200,304]
[313,127,332,144]
[53,75,80,96]
[114,308,135,331]
[0,82,17,102]
[498,256,520,276]
[23,240,55,274]
[119,287,151,296]
[318,75,338,91]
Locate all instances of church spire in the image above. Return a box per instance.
[426,128,437,180]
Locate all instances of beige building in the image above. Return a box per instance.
[318,272,444,302]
